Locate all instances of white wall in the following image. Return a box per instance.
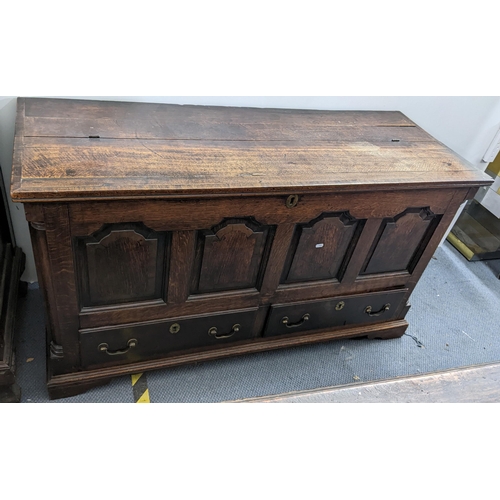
[0,97,36,281]
[1,96,499,282]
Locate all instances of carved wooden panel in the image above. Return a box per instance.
[361,208,441,275]
[281,212,364,284]
[191,218,275,294]
[75,223,169,307]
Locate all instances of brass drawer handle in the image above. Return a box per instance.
[335,301,345,311]
[208,324,241,340]
[282,313,310,328]
[365,304,390,317]
[98,338,137,356]
[286,194,299,208]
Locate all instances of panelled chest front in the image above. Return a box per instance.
[11,98,492,399]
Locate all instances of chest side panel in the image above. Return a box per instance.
[361,208,441,276]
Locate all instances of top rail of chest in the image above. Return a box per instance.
[11,98,492,202]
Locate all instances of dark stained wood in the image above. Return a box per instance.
[29,223,57,337]
[235,362,500,403]
[393,188,473,321]
[406,189,471,289]
[168,231,196,304]
[11,98,491,202]
[47,377,113,400]
[75,223,168,307]
[80,308,259,369]
[263,289,407,338]
[10,99,493,399]
[45,319,410,398]
[365,324,409,340]
[14,172,489,203]
[0,157,26,403]
[274,274,411,305]
[0,245,12,327]
[0,247,25,403]
[192,218,274,294]
[340,219,384,284]
[79,290,261,330]
[24,124,436,146]
[10,99,25,196]
[42,204,81,374]
[23,202,44,222]
[362,208,440,275]
[252,306,271,339]
[65,189,457,232]
[260,224,296,296]
[282,212,363,283]
[78,274,414,330]
[23,98,416,127]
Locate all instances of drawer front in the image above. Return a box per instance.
[263,289,408,337]
[80,308,258,368]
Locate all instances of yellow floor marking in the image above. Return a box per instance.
[136,389,150,403]
[131,373,142,386]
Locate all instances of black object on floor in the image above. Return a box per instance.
[0,161,26,403]
[486,259,500,279]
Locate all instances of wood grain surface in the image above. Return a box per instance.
[233,362,500,403]
[11,98,492,202]
[11,98,494,400]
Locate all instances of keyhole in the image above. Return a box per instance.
[286,194,299,208]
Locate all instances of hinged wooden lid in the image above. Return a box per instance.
[11,97,492,202]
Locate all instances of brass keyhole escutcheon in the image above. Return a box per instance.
[286,194,299,208]
[335,301,345,311]
[169,323,181,334]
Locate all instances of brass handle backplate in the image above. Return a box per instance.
[335,301,345,311]
[365,304,390,317]
[208,324,241,340]
[282,313,310,328]
[98,338,137,356]
[286,194,299,208]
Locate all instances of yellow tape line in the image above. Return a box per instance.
[131,373,150,403]
[136,389,150,403]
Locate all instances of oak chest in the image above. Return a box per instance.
[11,98,492,399]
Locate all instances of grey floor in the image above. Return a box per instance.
[14,241,500,403]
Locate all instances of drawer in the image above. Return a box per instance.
[263,289,408,338]
[80,308,259,368]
